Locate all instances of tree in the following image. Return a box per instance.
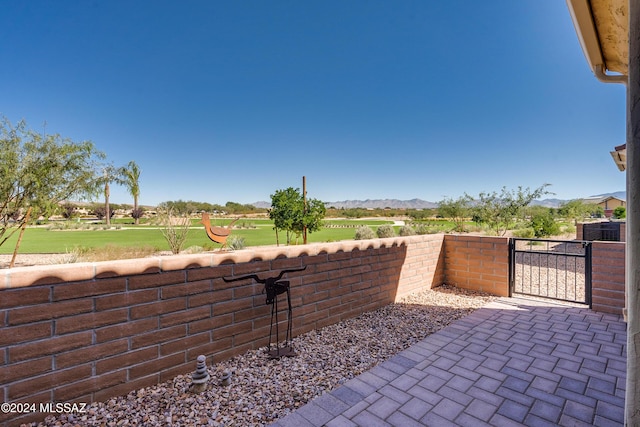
[557,199,590,224]
[0,117,104,249]
[299,197,326,238]
[269,187,326,245]
[471,184,552,236]
[61,202,78,219]
[131,207,145,223]
[530,210,560,238]
[269,188,298,245]
[438,195,471,232]
[224,201,260,215]
[93,205,115,221]
[613,206,626,219]
[95,163,127,226]
[120,160,141,224]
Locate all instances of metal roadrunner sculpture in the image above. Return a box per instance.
[223,266,306,358]
[201,212,239,250]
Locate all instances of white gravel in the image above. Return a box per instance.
[0,253,77,268]
[27,285,496,427]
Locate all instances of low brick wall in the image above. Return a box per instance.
[0,235,446,426]
[591,241,626,315]
[443,235,510,297]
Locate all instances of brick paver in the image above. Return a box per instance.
[270,298,627,426]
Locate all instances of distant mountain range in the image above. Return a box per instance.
[532,191,626,208]
[252,191,626,210]
[325,198,438,209]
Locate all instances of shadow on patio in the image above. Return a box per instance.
[271,297,626,427]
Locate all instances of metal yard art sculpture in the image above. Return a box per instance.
[201,212,239,250]
[223,266,306,358]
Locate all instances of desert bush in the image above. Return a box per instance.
[613,206,626,219]
[413,224,430,235]
[512,227,535,238]
[354,226,376,240]
[160,210,192,254]
[398,225,416,236]
[530,212,560,238]
[131,207,145,222]
[227,235,246,250]
[46,222,65,231]
[376,224,395,238]
[57,247,82,264]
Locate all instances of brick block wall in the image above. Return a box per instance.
[442,235,510,297]
[0,235,445,426]
[397,234,445,299]
[591,241,626,316]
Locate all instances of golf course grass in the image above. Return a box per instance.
[0,218,399,255]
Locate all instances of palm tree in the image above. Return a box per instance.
[121,161,141,224]
[100,164,122,226]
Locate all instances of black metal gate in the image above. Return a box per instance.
[509,238,592,307]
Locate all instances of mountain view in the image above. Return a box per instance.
[253,192,625,210]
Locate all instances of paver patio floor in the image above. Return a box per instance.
[270,297,627,427]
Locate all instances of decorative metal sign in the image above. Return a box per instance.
[201,213,239,249]
[223,266,306,358]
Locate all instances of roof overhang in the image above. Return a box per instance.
[611,143,627,171]
[566,0,628,84]
[567,0,629,170]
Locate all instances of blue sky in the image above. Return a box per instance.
[0,1,627,206]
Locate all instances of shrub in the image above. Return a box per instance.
[414,223,430,235]
[160,211,191,254]
[376,224,395,238]
[512,227,535,238]
[354,226,376,240]
[530,212,560,238]
[131,207,145,222]
[227,235,245,250]
[613,206,626,219]
[398,225,416,236]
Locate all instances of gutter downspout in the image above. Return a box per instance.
[595,63,628,85]
[566,0,628,85]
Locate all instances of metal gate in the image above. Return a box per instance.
[509,238,592,307]
[582,222,621,241]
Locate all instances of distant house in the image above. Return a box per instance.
[582,195,626,218]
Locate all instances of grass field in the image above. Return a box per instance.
[0,218,399,254]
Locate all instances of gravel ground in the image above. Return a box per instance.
[28,285,496,427]
[0,254,77,268]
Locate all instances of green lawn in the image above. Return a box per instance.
[0,219,397,254]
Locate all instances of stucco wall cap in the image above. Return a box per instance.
[159,253,214,271]
[6,262,96,288]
